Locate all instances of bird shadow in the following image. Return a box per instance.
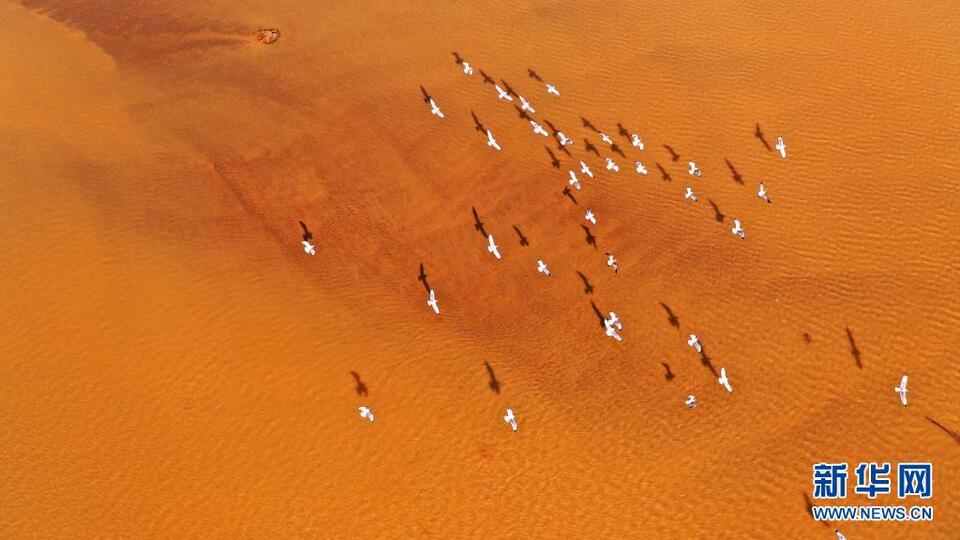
[418,85,432,104]
[845,327,862,369]
[557,144,572,157]
[663,144,681,162]
[479,69,495,85]
[514,104,532,122]
[656,162,672,182]
[545,146,561,168]
[576,271,595,295]
[803,332,813,344]
[755,123,772,152]
[451,51,463,65]
[417,262,431,293]
[659,302,680,329]
[616,122,630,140]
[661,362,676,382]
[724,158,745,185]
[584,139,601,157]
[699,349,719,377]
[484,361,502,394]
[298,220,313,242]
[500,79,518,97]
[528,68,542,82]
[589,300,606,328]
[582,225,597,249]
[925,416,960,445]
[581,116,599,132]
[471,206,488,237]
[512,225,530,247]
[349,371,368,396]
[708,199,725,223]
[470,110,486,133]
[803,492,831,527]
[562,186,579,205]
[610,143,626,158]
[542,118,559,134]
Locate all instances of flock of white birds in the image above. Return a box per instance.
[301,56,911,446]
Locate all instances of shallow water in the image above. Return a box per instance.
[2,0,958,537]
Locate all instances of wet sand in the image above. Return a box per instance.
[2,0,958,537]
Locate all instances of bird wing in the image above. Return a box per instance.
[901,375,908,389]
[486,129,495,143]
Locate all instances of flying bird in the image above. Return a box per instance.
[557,131,573,146]
[687,334,702,353]
[530,120,549,137]
[605,157,620,172]
[684,186,698,202]
[429,98,444,118]
[486,129,501,151]
[495,84,514,101]
[731,219,745,239]
[757,182,771,203]
[537,259,551,276]
[606,252,619,273]
[545,83,560,96]
[635,161,648,175]
[894,374,908,406]
[519,95,536,113]
[688,161,702,176]
[487,234,502,259]
[427,289,440,315]
[462,62,474,75]
[358,406,375,423]
[718,367,734,393]
[503,408,518,431]
[606,311,622,330]
[585,208,597,225]
[776,136,787,159]
[302,240,316,256]
[580,160,594,178]
[631,133,645,149]
[568,170,581,190]
[604,319,623,342]
[685,395,697,408]
[600,133,613,145]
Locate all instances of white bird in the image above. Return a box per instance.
[487,234,502,259]
[519,95,536,113]
[580,160,594,178]
[894,374,908,406]
[358,406,375,423]
[630,133,645,149]
[606,252,619,273]
[757,182,771,203]
[687,334,702,353]
[606,311,622,330]
[530,120,549,137]
[429,98,444,118]
[568,170,581,190]
[684,186,698,202]
[537,259,551,276]
[718,367,734,393]
[688,161,701,176]
[462,62,474,75]
[302,240,316,256]
[635,161,648,175]
[486,129,501,151]
[600,133,613,145]
[503,408,518,431]
[584,208,597,225]
[685,395,697,408]
[545,82,560,96]
[604,319,623,342]
[495,84,513,101]
[835,530,846,540]
[776,136,787,159]
[427,289,440,315]
[557,131,573,146]
[605,157,620,172]
[731,219,745,239]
